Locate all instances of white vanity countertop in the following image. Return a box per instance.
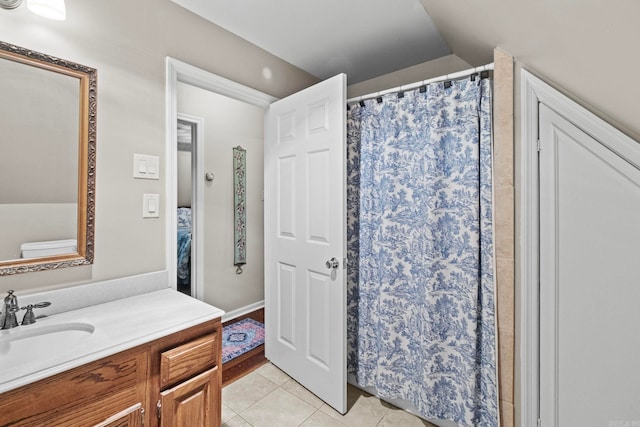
[0,288,224,394]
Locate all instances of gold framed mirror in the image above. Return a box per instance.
[0,41,96,275]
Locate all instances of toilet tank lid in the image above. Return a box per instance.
[20,239,78,250]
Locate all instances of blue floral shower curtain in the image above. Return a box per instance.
[346,77,498,427]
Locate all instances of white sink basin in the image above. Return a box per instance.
[0,322,95,369]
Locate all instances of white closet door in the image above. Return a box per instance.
[264,74,347,414]
[539,104,640,426]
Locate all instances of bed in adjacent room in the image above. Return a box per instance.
[177,207,192,289]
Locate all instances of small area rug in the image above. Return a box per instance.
[222,318,265,364]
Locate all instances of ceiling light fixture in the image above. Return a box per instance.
[0,0,23,9]
[0,0,66,20]
[27,0,66,20]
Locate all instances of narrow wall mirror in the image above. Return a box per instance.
[0,41,97,275]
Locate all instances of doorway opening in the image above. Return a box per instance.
[165,57,275,305]
[166,58,348,414]
[176,114,203,297]
[166,57,277,393]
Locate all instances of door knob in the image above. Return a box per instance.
[325,257,339,270]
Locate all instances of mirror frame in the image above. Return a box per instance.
[0,41,97,275]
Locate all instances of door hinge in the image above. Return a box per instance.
[537,139,541,152]
[156,400,162,420]
[343,257,348,269]
[537,417,541,427]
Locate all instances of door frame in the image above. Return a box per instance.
[165,57,276,296]
[518,70,640,427]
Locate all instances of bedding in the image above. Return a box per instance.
[177,208,192,285]
[177,207,192,228]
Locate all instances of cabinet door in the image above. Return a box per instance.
[93,403,144,427]
[160,367,220,427]
[0,349,148,426]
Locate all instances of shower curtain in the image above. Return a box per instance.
[346,77,498,427]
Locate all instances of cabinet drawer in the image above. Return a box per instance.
[160,333,218,388]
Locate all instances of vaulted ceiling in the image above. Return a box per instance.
[169,0,452,84]
[171,0,640,139]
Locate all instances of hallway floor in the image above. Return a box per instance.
[222,363,436,427]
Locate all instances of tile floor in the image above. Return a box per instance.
[222,363,436,427]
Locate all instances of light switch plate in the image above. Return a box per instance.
[134,154,160,180]
[143,194,160,218]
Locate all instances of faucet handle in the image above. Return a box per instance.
[20,302,51,325]
[32,302,51,309]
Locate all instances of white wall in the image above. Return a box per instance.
[177,82,264,313]
[0,0,317,294]
[421,0,640,142]
[347,54,470,98]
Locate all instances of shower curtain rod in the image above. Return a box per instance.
[346,63,494,104]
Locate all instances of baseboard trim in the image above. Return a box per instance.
[221,300,265,323]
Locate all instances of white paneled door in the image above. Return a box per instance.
[539,104,640,426]
[264,74,347,414]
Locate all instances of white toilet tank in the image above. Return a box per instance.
[20,239,78,258]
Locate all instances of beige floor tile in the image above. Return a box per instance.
[223,369,429,427]
[319,386,390,427]
[299,410,345,426]
[222,415,252,427]
[241,388,316,427]
[378,407,437,426]
[223,371,279,413]
[281,378,325,408]
[222,403,237,423]
[255,362,291,385]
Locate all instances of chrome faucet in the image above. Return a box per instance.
[0,291,51,329]
[1,290,19,329]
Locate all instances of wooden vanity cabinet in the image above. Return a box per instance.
[0,318,221,427]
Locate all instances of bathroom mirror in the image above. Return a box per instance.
[0,41,96,275]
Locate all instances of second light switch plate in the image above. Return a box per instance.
[143,194,160,218]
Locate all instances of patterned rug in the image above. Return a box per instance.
[222,318,265,364]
